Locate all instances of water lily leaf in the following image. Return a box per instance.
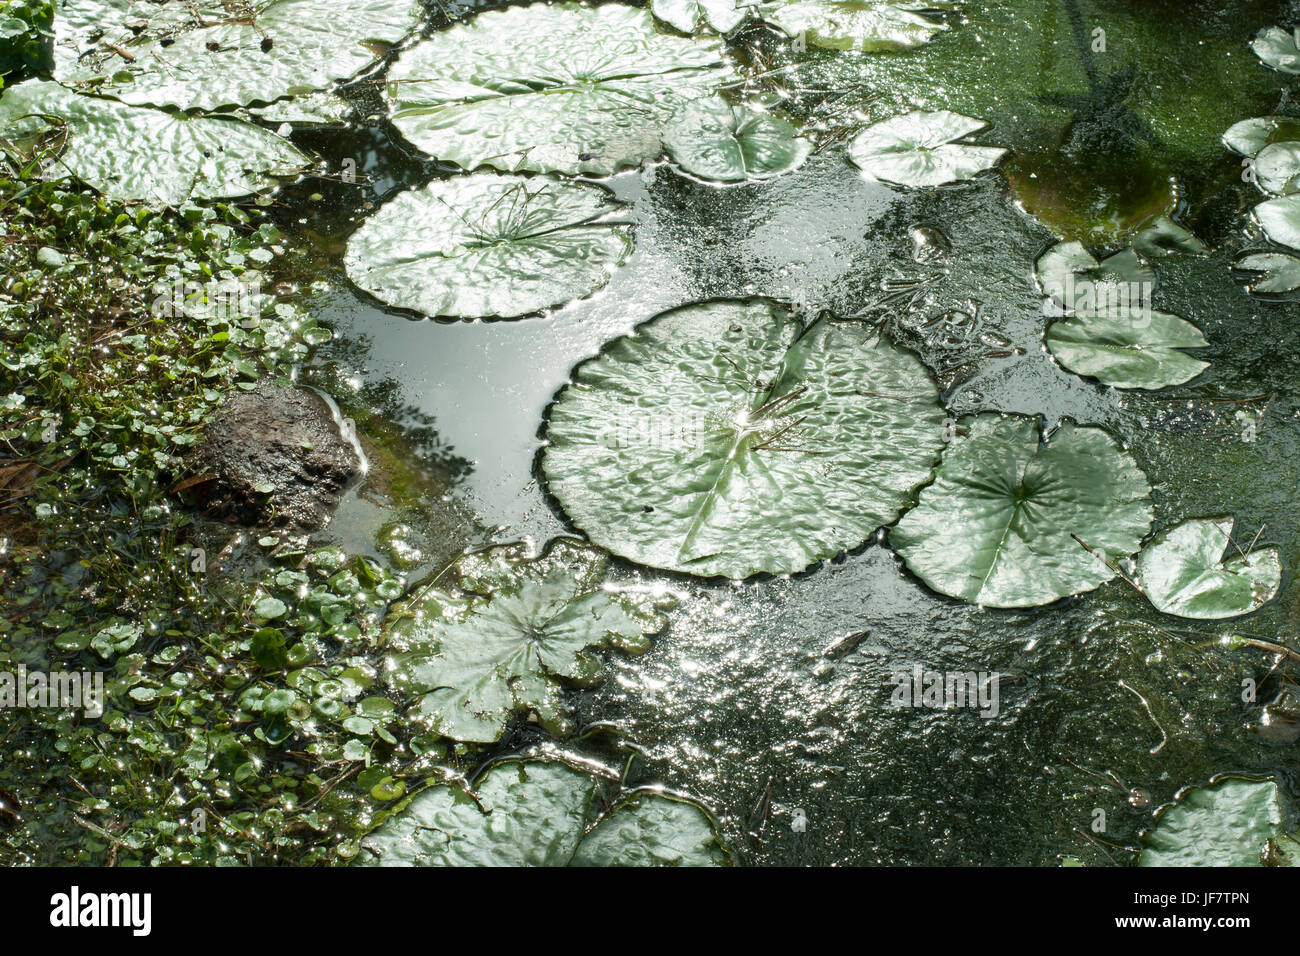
[344,173,632,320]
[664,99,811,182]
[848,110,1006,187]
[383,3,732,176]
[760,0,949,52]
[1234,251,1300,294]
[1223,116,1300,158]
[1254,141,1300,196]
[1045,308,1209,391]
[1034,241,1156,315]
[1253,194,1300,250]
[890,415,1153,608]
[249,92,354,128]
[1139,778,1300,867]
[384,540,670,743]
[53,0,422,111]
[358,758,731,866]
[0,79,308,205]
[1131,216,1208,259]
[651,0,749,34]
[543,301,947,579]
[1137,517,1282,620]
[1252,25,1300,75]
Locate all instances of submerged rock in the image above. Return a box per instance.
[183,379,361,530]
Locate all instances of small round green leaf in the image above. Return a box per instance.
[664,100,811,183]
[1045,308,1209,390]
[1140,778,1299,867]
[848,110,1006,187]
[1137,517,1282,620]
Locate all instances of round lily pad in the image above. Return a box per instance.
[383,3,732,176]
[344,174,632,320]
[1254,141,1300,196]
[542,300,947,579]
[1045,307,1209,391]
[890,414,1153,608]
[1252,25,1300,75]
[1035,241,1157,314]
[1223,116,1300,158]
[1140,778,1299,867]
[1137,517,1282,620]
[358,757,731,866]
[1254,194,1300,250]
[664,100,811,183]
[759,0,948,52]
[848,110,1006,188]
[652,0,750,34]
[1234,252,1300,294]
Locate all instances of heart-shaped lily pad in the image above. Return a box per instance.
[54,0,423,111]
[1234,252,1300,294]
[382,3,733,176]
[848,110,1006,188]
[543,300,948,579]
[358,757,731,866]
[1139,778,1300,867]
[759,0,949,52]
[344,173,632,320]
[1035,241,1156,314]
[652,0,749,34]
[1254,194,1300,250]
[0,79,308,205]
[1045,307,1209,391]
[1223,116,1300,158]
[890,415,1153,608]
[1137,517,1282,620]
[1131,217,1208,259]
[383,539,671,743]
[1254,141,1300,196]
[1252,26,1300,75]
[664,100,811,183]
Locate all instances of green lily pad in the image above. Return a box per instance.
[1139,778,1300,867]
[1130,216,1208,259]
[664,100,811,183]
[383,3,732,176]
[848,110,1006,188]
[1223,116,1300,158]
[344,173,632,320]
[384,540,671,743]
[1252,25,1300,75]
[651,0,749,34]
[890,415,1153,608]
[53,0,422,111]
[543,300,947,579]
[1045,307,1209,391]
[1137,517,1282,620]
[1254,194,1300,250]
[760,0,949,52]
[0,79,308,205]
[1035,241,1156,315]
[358,757,731,866]
[1234,251,1300,294]
[249,92,355,128]
[1254,141,1300,196]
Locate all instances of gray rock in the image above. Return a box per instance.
[184,379,361,530]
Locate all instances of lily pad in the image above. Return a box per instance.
[1045,307,1209,391]
[53,0,422,111]
[1252,25,1300,75]
[1234,251,1300,294]
[1223,116,1300,158]
[1254,194,1300,250]
[664,100,811,183]
[1136,517,1282,620]
[249,92,354,128]
[0,79,308,205]
[651,0,749,34]
[384,540,671,743]
[1254,141,1300,196]
[760,0,949,52]
[1034,241,1156,315]
[848,110,1006,188]
[543,301,947,579]
[890,415,1153,608]
[358,758,731,866]
[344,173,632,320]
[1130,216,1208,259]
[1139,778,1300,867]
[382,3,732,176]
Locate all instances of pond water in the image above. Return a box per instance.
[275,0,1300,864]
